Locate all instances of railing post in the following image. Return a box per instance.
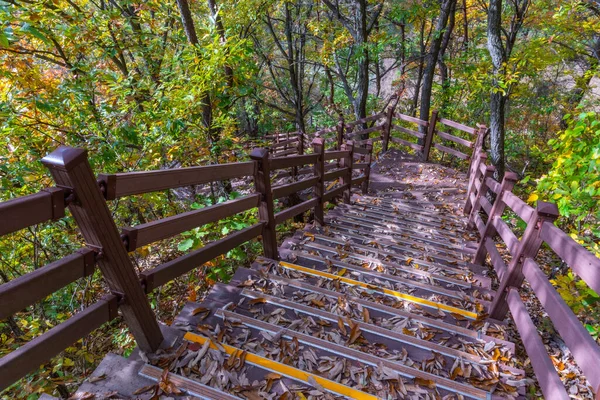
[297,131,304,155]
[467,125,487,179]
[488,202,559,319]
[464,152,489,216]
[312,137,325,225]
[340,140,354,204]
[473,171,519,265]
[337,116,345,150]
[422,110,438,162]
[362,140,373,195]
[383,106,394,152]
[466,164,495,230]
[250,148,279,260]
[41,146,163,352]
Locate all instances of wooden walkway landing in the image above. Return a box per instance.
[72,193,526,400]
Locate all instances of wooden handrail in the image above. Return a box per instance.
[121,194,261,252]
[522,258,600,393]
[0,295,118,392]
[98,162,256,200]
[270,153,318,170]
[506,289,570,400]
[0,187,66,236]
[141,223,264,291]
[438,117,478,135]
[435,129,473,148]
[0,249,96,320]
[541,222,600,294]
[272,177,317,200]
[274,198,318,225]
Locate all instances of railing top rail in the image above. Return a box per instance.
[98,161,256,200]
[0,187,67,236]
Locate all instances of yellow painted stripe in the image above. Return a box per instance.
[183,332,378,400]
[279,261,479,319]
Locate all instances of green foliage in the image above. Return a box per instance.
[534,111,600,254]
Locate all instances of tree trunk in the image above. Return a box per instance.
[418,0,455,136]
[487,0,507,177]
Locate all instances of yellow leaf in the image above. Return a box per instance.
[527,193,539,203]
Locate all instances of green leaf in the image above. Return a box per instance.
[0,31,8,47]
[20,23,50,44]
[178,238,194,251]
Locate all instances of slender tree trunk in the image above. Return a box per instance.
[419,0,455,136]
[487,0,507,178]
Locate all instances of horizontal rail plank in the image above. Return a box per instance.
[523,258,600,393]
[394,112,428,127]
[314,126,337,135]
[390,137,424,152]
[492,217,521,256]
[0,249,96,320]
[272,177,317,200]
[502,191,534,222]
[346,125,384,138]
[353,146,369,155]
[438,118,478,135]
[272,148,298,157]
[98,162,256,200]
[270,154,318,170]
[485,177,502,195]
[0,295,118,392]
[323,184,349,202]
[474,213,486,237]
[352,175,366,186]
[541,222,600,294]
[480,196,493,216]
[391,124,425,139]
[433,143,470,160]
[0,188,66,236]
[264,132,299,139]
[142,223,263,291]
[323,168,348,182]
[435,130,473,148]
[485,237,507,279]
[324,150,350,161]
[352,162,369,169]
[122,194,260,251]
[506,289,569,400]
[355,137,382,145]
[274,198,318,225]
[345,113,385,127]
[270,138,298,149]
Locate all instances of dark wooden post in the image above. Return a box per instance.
[467,125,487,179]
[340,140,354,204]
[464,152,489,216]
[42,147,163,352]
[250,148,278,260]
[382,106,394,152]
[297,131,304,155]
[422,110,438,162]
[362,140,373,195]
[489,202,559,319]
[466,164,495,229]
[473,171,519,265]
[312,138,325,225]
[336,116,345,150]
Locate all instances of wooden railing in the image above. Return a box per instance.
[465,151,600,398]
[0,136,372,391]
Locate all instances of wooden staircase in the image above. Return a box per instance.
[71,193,527,399]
